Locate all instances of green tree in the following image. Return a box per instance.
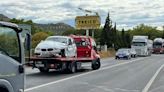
[162,26,164,39]
[32,32,49,48]
[125,31,131,48]
[121,29,126,47]
[100,13,114,47]
[130,24,160,40]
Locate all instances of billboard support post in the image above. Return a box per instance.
[92,30,94,38]
[86,29,89,36]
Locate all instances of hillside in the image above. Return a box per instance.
[35,22,74,35]
[0,14,74,35]
[0,14,10,21]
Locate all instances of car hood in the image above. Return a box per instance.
[35,40,67,49]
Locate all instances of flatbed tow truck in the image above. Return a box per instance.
[29,35,101,73]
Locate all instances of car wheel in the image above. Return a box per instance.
[61,49,69,57]
[61,49,65,57]
[92,58,101,70]
[68,62,76,73]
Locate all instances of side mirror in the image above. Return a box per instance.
[18,65,24,74]
[93,46,97,51]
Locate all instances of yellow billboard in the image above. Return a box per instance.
[75,15,101,30]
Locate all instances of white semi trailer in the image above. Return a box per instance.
[131,36,152,56]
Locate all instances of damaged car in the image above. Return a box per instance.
[34,36,77,58]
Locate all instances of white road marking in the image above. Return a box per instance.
[142,63,164,92]
[25,58,145,92]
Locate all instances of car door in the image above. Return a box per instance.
[0,26,24,92]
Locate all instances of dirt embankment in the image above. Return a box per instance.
[99,49,116,58]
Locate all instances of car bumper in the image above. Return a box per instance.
[35,50,61,57]
[116,55,129,58]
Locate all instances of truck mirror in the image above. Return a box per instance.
[18,65,24,74]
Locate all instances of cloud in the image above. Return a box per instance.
[0,0,164,30]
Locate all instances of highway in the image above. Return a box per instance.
[25,54,164,92]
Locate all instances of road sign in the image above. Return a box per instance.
[75,15,100,30]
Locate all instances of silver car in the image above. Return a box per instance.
[115,48,131,60]
[34,36,77,58]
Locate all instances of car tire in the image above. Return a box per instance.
[61,49,68,57]
[68,62,76,73]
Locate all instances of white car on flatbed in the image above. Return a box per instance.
[34,36,77,58]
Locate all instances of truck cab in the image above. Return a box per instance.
[131,36,152,56]
[70,35,99,58]
[0,21,27,92]
[153,38,164,54]
[71,35,100,70]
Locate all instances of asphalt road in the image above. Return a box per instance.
[25,55,164,92]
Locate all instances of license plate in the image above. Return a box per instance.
[35,63,44,67]
[119,55,123,57]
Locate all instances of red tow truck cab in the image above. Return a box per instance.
[29,35,101,73]
[70,35,100,59]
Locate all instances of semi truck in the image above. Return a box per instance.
[29,35,101,73]
[153,38,164,54]
[131,36,152,56]
[0,21,30,92]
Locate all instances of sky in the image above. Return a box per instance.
[0,0,164,30]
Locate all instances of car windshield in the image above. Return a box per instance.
[132,42,146,46]
[153,42,162,48]
[46,37,67,44]
[117,49,128,53]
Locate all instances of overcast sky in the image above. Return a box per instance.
[0,0,164,30]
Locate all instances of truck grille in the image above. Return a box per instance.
[135,49,142,55]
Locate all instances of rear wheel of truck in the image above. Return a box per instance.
[39,68,49,73]
[92,58,101,70]
[68,62,76,73]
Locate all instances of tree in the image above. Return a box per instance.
[32,32,49,48]
[162,26,164,39]
[121,28,126,47]
[125,32,131,48]
[100,12,114,47]
[130,24,160,40]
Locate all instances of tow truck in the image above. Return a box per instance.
[30,35,101,73]
[0,21,30,92]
